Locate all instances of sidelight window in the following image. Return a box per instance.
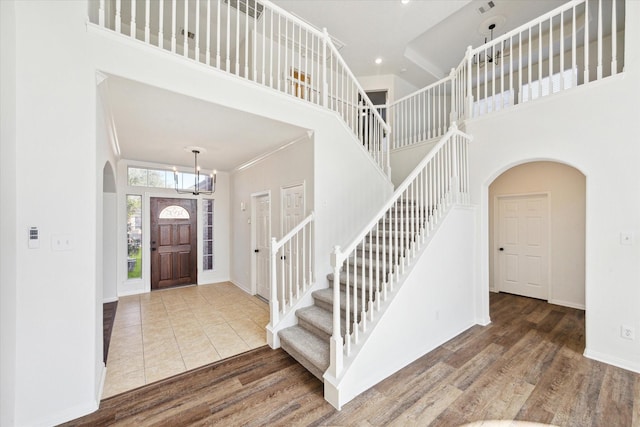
[126,195,142,279]
[203,199,214,271]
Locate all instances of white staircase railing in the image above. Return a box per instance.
[461,0,623,121]
[387,76,454,150]
[269,212,315,327]
[90,0,390,175]
[327,124,472,378]
[385,0,624,151]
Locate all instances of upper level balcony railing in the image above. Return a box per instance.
[386,0,625,150]
[88,0,390,176]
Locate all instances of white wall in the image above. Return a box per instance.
[326,206,477,408]
[102,191,118,302]
[466,0,640,373]
[1,1,18,425]
[231,136,314,292]
[389,140,438,187]
[489,161,586,308]
[97,78,120,303]
[6,1,101,425]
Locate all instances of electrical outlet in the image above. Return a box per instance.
[621,325,635,340]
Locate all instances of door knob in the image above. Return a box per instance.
[151,248,157,251]
[254,249,259,253]
[499,247,504,251]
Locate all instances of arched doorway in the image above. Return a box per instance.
[102,161,117,301]
[489,161,586,309]
[102,161,118,363]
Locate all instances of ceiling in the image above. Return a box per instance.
[105,75,308,172]
[107,1,568,171]
[272,0,566,88]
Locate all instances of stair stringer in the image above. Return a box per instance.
[323,204,479,409]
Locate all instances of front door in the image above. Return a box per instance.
[497,195,549,300]
[150,198,197,290]
[255,194,271,300]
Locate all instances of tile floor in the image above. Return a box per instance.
[103,281,270,398]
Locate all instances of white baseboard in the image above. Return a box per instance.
[102,296,118,303]
[97,364,107,401]
[117,287,147,297]
[476,317,492,326]
[583,348,640,374]
[229,280,252,295]
[30,398,98,427]
[548,298,585,310]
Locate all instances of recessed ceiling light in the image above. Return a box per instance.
[375,57,382,65]
[401,0,410,4]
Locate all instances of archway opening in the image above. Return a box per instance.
[489,161,586,309]
[102,161,118,363]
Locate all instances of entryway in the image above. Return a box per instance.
[102,282,269,398]
[150,197,197,290]
[489,161,586,308]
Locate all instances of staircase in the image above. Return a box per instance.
[278,209,411,381]
[275,124,473,408]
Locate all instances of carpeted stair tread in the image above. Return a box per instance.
[313,288,349,313]
[297,305,334,336]
[279,325,329,380]
[327,272,386,291]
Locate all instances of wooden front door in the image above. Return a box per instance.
[150,198,197,290]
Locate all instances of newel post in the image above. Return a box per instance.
[322,28,329,108]
[449,68,457,124]
[450,123,461,204]
[465,46,474,120]
[329,246,344,378]
[270,237,279,326]
[98,0,106,26]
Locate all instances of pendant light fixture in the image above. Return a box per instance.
[474,20,509,67]
[174,148,216,196]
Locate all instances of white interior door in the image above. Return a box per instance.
[255,195,270,300]
[497,195,549,300]
[282,184,305,235]
[281,184,305,292]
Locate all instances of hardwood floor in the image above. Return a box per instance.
[103,301,118,363]
[64,293,640,426]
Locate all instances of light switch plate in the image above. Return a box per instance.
[620,232,633,245]
[52,234,73,251]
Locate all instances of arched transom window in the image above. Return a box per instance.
[159,205,190,219]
